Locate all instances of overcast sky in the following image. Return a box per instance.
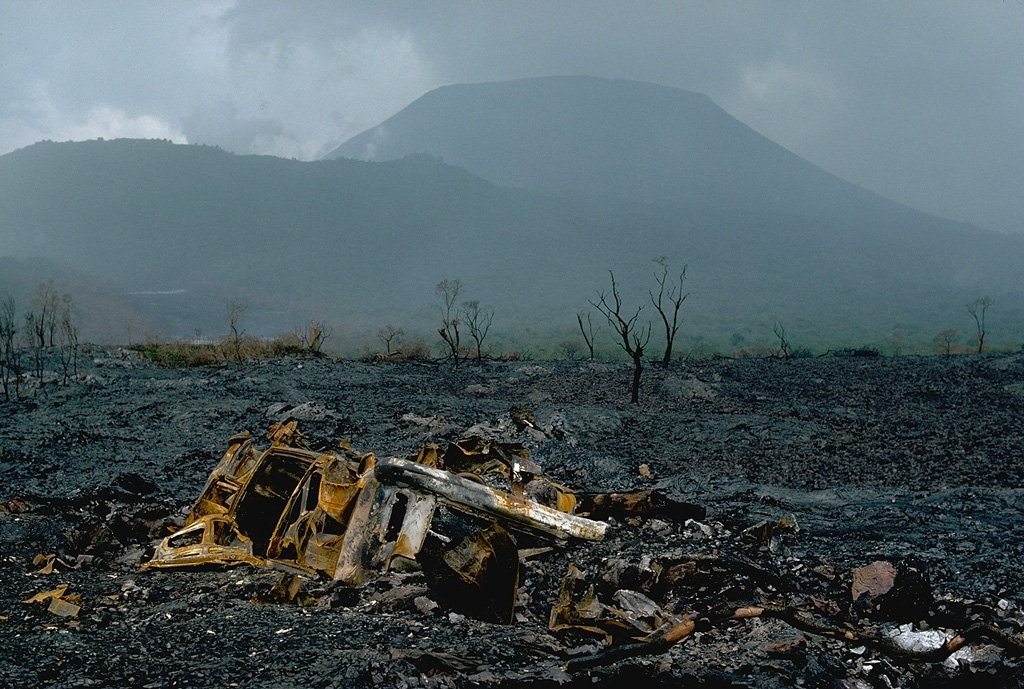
[2,1,1022,233]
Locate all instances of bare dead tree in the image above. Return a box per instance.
[591,271,651,404]
[649,257,688,367]
[376,324,404,355]
[57,294,80,385]
[24,312,44,382]
[436,278,463,368]
[35,281,61,347]
[227,299,247,361]
[966,296,992,354]
[576,311,600,360]
[887,332,907,357]
[0,297,19,401]
[773,322,790,359]
[299,321,332,355]
[936,329,957,356]
[462,300,494,363]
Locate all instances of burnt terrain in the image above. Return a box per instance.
[2,350,1024,687]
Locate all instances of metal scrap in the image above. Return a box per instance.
[22,584,81,618]
[144,422,605,621]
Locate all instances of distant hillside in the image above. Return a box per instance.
[0,139,588,343]
[327,76,1024,347]
[2,128,1022,351]
[328,76,909,222]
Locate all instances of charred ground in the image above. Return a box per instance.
[2,351,1024,687]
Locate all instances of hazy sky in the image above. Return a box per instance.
[2,1,1022,233]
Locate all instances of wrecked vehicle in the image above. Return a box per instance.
[144,421,605,622]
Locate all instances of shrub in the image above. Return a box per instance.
[556,339,586,361]
[730,345,777,359]
[828,347,881,358]
[492,350,526,361]
[397,338,431,361]
[133,332,312,367]
[133,340,222,368]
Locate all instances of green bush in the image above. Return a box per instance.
[133,333,310,367]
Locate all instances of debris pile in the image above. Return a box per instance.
[134,423,1024,685]
[144,421,605,624]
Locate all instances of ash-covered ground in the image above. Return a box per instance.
[2,350,1024,688]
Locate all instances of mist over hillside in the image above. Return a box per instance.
[330,77,919,222]
[2,77,1022,352]
[0,139,583,345]
[330,76,1024,348]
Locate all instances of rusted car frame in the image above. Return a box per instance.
[145,423,605,600]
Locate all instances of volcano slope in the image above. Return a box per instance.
[2,350,1024,688]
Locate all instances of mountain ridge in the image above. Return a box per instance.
[327,76,922,227]
[2,78,1022,349]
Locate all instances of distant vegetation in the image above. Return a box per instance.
[2,77,1023,350]
[0,281,81,400]
[2,277,1020,406]
[130,336,305,368]
[130,306,334,368]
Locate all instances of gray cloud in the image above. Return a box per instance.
[179,99,282,156]
[1,1,1022,231]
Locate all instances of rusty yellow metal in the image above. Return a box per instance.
[146,515,264,569]
[143,424,606,596]
[373,458,607,541]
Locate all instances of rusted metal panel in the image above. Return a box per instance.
[373,457,607,541]
[143,423,606,614]
[147,515,264,569]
